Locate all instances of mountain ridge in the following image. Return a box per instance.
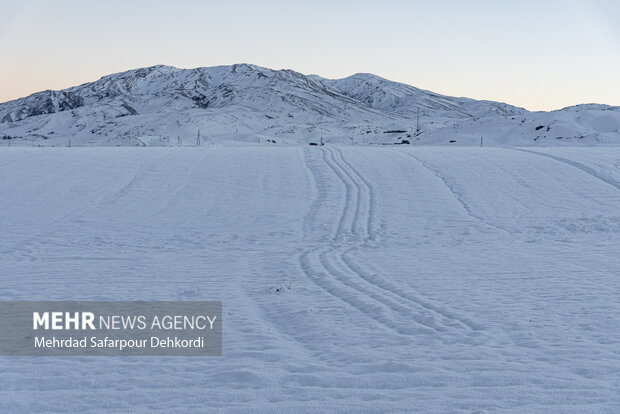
[1,64,618,146]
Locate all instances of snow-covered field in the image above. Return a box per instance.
[1,145,620,413]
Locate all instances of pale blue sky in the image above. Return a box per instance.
[1,0,619,110]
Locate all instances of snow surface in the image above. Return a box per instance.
[1,145,620,412]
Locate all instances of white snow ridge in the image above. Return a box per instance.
[0,65,620,413]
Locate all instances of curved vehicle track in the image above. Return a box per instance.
[299,146,481,339]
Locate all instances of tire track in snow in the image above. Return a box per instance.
[320,146,358,241]
[300,249,436,336]
[319,249,449,333]
[328,148,478,330]
[95,153,169,207]
[301,148,349,242]
[302,147,415,334]
[513,148,620,192]
[393,149,512,235]
[3,152,172,265]
[300,148,324,240]
[339,248,483,331]
[298,146,478,337]
[331,147,378,242]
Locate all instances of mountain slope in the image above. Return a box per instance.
[0,64,618,146]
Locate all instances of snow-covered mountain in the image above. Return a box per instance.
[0,64,619,146]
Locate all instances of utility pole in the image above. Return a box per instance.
[416,107,420,134]
[196,130,201,146]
